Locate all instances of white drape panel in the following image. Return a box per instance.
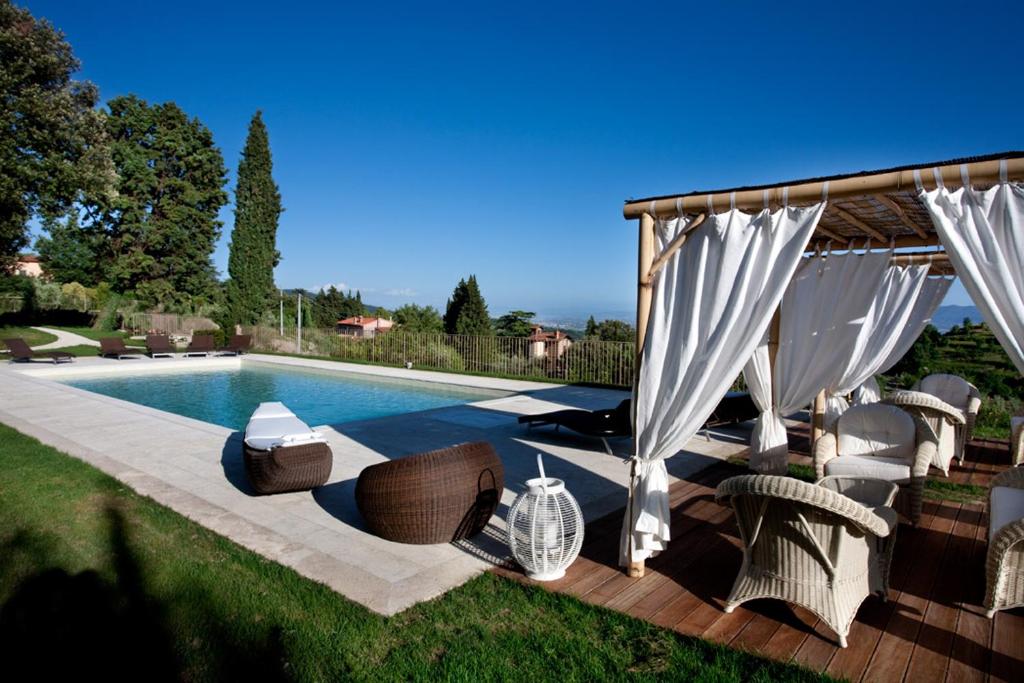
[823,263,933,427]
[920,181,1024,374]
[743,339,791,475]
[853,276,952,405]
[744,250,889,474]
[621,204,823,565]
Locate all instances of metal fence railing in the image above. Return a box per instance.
[245,326,636,388]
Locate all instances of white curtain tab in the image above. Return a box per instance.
[920,182,1024,374]
[621,203,823,565]
[853,276,952,405]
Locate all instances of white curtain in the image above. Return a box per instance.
[822,262,933,426]
[621,204,823,565]
[744,250,891,472]
[920,180,1024,374]
[853,275,952,404]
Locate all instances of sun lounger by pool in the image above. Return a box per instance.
[2,337,73,364]
[99,337,142,359]
[219,334,251,356]
[243,402,333,494]
[184,334,214,357]
[146,334,176,358]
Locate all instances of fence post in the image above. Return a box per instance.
[297,292,303,353]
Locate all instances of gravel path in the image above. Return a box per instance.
[30,326,100,350]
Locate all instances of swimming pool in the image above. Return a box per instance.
[60,363,510,430]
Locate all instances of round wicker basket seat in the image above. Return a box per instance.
[355,441,505,545]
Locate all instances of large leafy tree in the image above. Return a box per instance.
[35,210,103,285]
[443,274,491,336]
[226,111,282,324]
[94,95,228,306]
[495,310,535,337]
[393,303,443,333]
[0,0,112,270]
[312,286,365,327]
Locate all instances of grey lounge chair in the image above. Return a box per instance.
[716,474,898,648]
[2,338,73,364]
[912,373,982,465]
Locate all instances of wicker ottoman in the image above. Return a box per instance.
[243,441,333,495]
[355,441,504,544]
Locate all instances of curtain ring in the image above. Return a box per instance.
[1000,159,1008,183]
[782,187,789,208]
[932,167,945,189]
[648,200,657,217]
[675,197,683,216]
[706,195,714,215]
[821,180,830,203]
[762,190,769,211]
[729,192,736,211]
[960,164,971,189]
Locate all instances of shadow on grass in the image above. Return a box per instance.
[0,505,289,681]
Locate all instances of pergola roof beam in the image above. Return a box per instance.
[873,194,929,239]
[833,207,888,242]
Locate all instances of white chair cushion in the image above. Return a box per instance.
[244,415,323,450]
[837,403,915,460]
[918,374,971,411]
[249,401,295,420]
[990,486,1024,541]
[823,454,912,482]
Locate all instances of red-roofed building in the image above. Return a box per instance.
[14,254,43,278]
[527,325,572,360]
[336,316,394,339]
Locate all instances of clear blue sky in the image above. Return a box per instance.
[25,0,1024,322]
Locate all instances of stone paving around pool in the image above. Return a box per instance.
[0,354,749,615]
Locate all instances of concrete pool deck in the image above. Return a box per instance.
[0,353,751,615]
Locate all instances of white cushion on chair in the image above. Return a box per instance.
[917,374,972,411]
[990,486,1024,541]
[824,454,912,483]
[249,401,295,420]
[837,403,915,460]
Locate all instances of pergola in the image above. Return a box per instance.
[620,151,1024,577]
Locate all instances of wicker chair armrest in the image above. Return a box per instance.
[989,518,1024,559]
[990,467,1024,492]
[813,432,839,480]
[912,417,938,478]
[716,474,895,538]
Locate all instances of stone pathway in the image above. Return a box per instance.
[31,326,100,350]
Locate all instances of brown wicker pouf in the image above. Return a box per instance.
[355,441,504,544]
[243,441,333,495]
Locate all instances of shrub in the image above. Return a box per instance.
[975,395,1024,440]
[192,328,226,348]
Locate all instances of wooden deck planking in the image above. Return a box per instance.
[493,437,1024,680]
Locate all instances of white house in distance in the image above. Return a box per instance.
[528,325,572,360]
[336,315,394,339]
[14,254,43,278]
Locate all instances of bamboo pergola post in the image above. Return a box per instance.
[811,389,827,448]
[628,212,656,579]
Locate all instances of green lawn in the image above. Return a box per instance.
[0,424,827,682]
[0,325,58,347]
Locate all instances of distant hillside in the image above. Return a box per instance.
[932,305,982,332]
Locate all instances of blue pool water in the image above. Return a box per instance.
[62,364,508,431]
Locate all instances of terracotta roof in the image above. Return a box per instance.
[337,316,392,329]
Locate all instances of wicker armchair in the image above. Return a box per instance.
[985,467,1024,617]
[882,390,965,476]
[913,374,981,465]
[355,442,504,544]
[813,403,936,525]
[716,475,898,648]
[242,402,332,495]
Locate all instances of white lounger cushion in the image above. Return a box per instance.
[837,403,915,460]
[823,454,912,483]
[244,406,325,450]
[249,401,296,420]
[990,486,1024,541]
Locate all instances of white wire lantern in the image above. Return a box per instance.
[507,454,584,581]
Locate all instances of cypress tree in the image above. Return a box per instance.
[444,274,491,336]
[226,111,282,324]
